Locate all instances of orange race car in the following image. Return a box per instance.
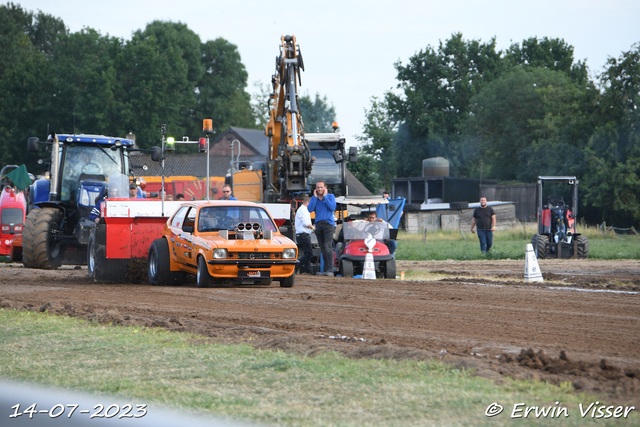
[147,201,298,288]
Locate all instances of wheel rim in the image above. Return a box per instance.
[197,258,202,284]
[88,241,95,272]
[149,248,158,279]
[48,222,61,259]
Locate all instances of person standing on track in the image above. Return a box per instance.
[470,196,496,253]
[307,180,336,276]
[295,195,315,275]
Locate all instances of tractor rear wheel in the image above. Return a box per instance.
[22,208,64,269]
[531,234,547,259]
[576,236,589,258]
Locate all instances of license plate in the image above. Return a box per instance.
[240,271,270,278]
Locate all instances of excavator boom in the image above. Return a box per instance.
[265,35,314,202]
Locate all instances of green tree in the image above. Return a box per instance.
[352,96,397,191]
[388,33,505,178]
[118,21,204,147]
[0,3,63,169]
[193,37,256,138]
[298,92,336,133]
[581,43,640,226]
[250,80,271,129]
[505,37,588,86]
[465,66,592,182]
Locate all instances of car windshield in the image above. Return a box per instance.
[197,205,277,232]
[342,221,389,241]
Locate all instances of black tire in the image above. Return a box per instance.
[576,236,589,258]
[196,255,211,288]
[87,233,97,278]
[90,226,129,283]
[531,234,547,259]
[279,271,295,288]
[385,259,396,279]
[22,208,64,269]
[340,258,353,277]
[148,238,185,286]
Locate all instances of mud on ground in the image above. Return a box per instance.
[1,258,639,405]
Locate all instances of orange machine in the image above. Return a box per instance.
[264,35,314,202]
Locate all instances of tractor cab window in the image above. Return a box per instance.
[60,145,123,202]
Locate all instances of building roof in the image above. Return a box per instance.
[132,154,264,177]
[211,127,269,157]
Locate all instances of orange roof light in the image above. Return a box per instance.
[203,119,213,134]
[332,121,339,130]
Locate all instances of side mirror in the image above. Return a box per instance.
[333,150,344,163]
[28,137,40,153]
[151,146,163,162]
[349,146,358,163]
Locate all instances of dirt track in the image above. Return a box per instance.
[1,258,639,404]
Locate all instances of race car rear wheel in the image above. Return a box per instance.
[148,238,185,286]
[279,271,295,288]
[196,255,212,288]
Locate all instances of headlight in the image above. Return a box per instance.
[212,249,227,259]
[282,248,296,259]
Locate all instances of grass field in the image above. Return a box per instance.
[1,309,633,427]
[396,224,640,261]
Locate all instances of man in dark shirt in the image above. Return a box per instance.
[470,197,496,253]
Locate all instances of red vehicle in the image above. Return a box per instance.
[0,167,27,257]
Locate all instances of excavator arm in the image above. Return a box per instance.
[265,35,314,201]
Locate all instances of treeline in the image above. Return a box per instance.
[350,34,640,227]
[0,3,257,172]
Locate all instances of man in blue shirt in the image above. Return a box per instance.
[221,184,238,201]
[307,180,336,276]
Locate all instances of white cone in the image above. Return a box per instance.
[524,243,543,282]
[363,251,376,280]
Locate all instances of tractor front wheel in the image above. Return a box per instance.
[22,208,64,269]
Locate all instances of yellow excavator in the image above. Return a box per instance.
[264,35,315,202]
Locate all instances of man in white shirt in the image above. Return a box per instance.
[295,195,315,274]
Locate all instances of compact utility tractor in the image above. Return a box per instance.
[531,176,588,259]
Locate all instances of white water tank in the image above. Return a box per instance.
[422,157,449,177]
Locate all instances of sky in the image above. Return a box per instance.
[17,0,640,148]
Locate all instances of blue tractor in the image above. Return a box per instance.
[23,133,135,269]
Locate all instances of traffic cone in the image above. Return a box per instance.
[524,243,543,282]
[362,251,376,280]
